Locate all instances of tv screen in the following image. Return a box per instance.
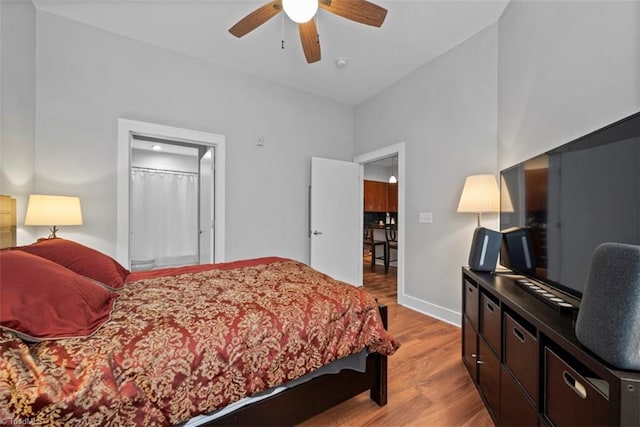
[500,112,640,299]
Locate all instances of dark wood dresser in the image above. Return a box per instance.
[462,267,640,426]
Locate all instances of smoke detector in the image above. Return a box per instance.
[335,57,349,69]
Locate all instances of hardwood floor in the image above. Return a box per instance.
[298,262,494,427]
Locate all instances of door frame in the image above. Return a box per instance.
[116,118,226,268]
[354,142,405,304]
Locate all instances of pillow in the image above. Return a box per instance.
[0,250,118,341]
[17,238,129,290]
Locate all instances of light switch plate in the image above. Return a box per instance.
[419,212,433,224]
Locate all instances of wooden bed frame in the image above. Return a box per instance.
[205,305,389,426]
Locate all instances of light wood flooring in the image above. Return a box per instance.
[298,262,494,427]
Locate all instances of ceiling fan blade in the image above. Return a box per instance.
[298,20,321,64]
[229,1,282,38]
[319,0,387,27]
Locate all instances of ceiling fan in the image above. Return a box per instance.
[229,0,387,64]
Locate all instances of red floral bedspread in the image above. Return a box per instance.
[0,258,399,425]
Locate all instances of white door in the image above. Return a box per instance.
[199,147,214,264]
[310,157,361,286]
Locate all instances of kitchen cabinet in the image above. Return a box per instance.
[364,180,397,213]
[387,183,398,212]
[364,180,388,212]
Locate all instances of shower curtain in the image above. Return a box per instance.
[131,168,199,269]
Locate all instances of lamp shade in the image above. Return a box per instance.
[457,174,500,214]
[25,195,83,227]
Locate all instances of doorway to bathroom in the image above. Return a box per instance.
[129,136,214,271]
[116,119,226,270]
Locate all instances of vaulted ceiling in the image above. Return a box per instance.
[31,0,510,105]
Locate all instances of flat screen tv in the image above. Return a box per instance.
[500,111,640,300]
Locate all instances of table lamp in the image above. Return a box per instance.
[457,174,500,226]
[24,194,83,238]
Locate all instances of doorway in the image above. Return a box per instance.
[354,142,405,304]
[116,119,226,269]
[129,136,214,271]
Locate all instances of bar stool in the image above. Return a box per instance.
[363,226,386,270]
[384,225,397,274]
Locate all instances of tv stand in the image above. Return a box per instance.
[462,267,640,426]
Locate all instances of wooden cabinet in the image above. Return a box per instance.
[478,338,501,420]
[0,195,16,248]
[387,183,398,212]
[462,268,640,427]
[500,365,538,427]
[463,280,479,330]
[504,313,538,403]
[363,180,398,213]
[462,316,478,383]
[545,348,611,427]
[364,180,387,212]
[524,168,547,212]
[480,293,501,358]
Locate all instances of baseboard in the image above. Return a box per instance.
[398,293,461,327]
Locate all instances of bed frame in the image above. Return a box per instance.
[205,305,389,426]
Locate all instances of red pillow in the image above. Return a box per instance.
[0,250,118,341]
[17,238,129,290]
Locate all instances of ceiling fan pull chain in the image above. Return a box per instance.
[281,12,285,50]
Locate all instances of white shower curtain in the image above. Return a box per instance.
[130,168,199,268]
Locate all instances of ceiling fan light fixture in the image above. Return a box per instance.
[282,0,318,24]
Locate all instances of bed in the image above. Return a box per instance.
[0,196,399,426]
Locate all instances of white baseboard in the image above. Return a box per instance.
[398,293,461,327]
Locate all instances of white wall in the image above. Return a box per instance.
[0,0,36,244]
[132,150,198,174]
[355,24,499,324]
[364,164,393,182]
[498,0,640,170]
[34,11,354,261]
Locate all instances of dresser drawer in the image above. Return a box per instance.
[464,279,479,330]
[501,366,538,427]
[479,338,501,420]
[504,313,538,404]
[480,293,501,357]
[545,348,610,427]
[462,316,478,383]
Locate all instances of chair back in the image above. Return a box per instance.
[363,227,373,243]
[385,225,397,243]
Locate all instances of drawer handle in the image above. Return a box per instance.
[563,371,588,399]
[471,353,477,359]
[487,303,495,313]
[468,286,474,294]
[512,327,526,343]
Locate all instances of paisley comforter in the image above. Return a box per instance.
[0,257,399,425]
